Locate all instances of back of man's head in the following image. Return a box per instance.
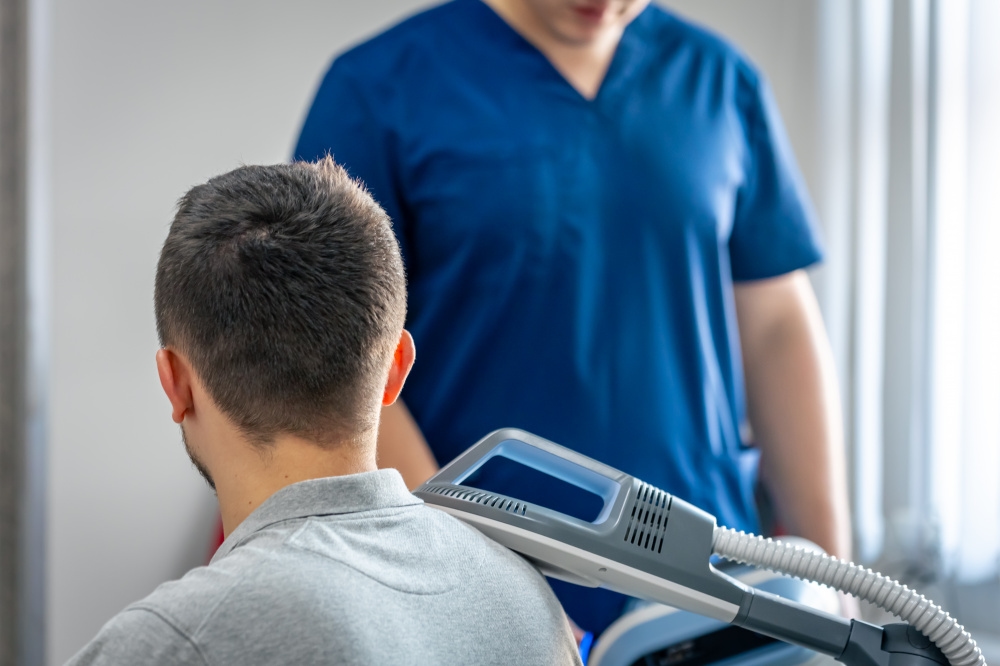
[154,157,405,447]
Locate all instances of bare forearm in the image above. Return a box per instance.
[376,400,439,490]
[736,272,852,560]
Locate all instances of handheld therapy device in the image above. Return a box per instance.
[414,429,986,666]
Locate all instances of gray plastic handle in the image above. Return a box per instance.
[418,429,950,666]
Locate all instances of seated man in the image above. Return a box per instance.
[68,158,581,665]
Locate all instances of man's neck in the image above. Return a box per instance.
[544,35,622,100]
[483,0,626,100]
[215,433,378,537]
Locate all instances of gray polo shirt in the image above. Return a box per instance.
[67,470,581,665]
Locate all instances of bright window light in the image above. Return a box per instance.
[928,0,1000,582]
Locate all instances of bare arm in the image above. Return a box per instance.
[734,270,852,560]
[376,400,439,490]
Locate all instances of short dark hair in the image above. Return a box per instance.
[154,158,406,445]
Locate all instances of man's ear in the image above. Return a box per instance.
[382,330,415,406]
[156,348,194,424]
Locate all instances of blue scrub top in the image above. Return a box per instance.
[295,0,822,634]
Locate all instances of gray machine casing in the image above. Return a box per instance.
[415,428,749,622]
[589,563,840,666]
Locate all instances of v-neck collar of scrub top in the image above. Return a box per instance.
[464,0,654,108]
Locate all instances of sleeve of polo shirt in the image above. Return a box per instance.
[293,58,412,268]
[64,608,207,666]
[728,65,824,281]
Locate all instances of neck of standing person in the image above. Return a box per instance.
[522,24,622,100]
[482,0,648,100]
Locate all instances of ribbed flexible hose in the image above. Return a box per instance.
[712,527,986,666]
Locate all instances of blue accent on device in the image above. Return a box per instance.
[579,631,595,665]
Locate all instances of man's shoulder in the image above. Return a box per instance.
[409,501,541,571]
[286,500,551,592]
[136,556,244,623]
[65,604,207,666]
[636,5,761,84]
[69,505,580,665]
[139,503,555,614]
[332,0,465,79]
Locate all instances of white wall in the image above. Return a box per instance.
[45,1,825,663]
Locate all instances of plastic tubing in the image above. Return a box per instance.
[712,527,986,666]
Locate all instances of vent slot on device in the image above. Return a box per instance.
[422,484,527,516]
[623,482,670,553]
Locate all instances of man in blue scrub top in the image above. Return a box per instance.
[295,0,852,638]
